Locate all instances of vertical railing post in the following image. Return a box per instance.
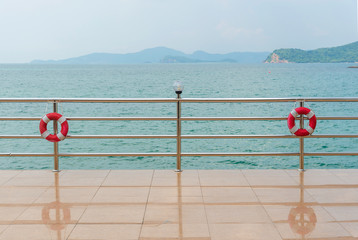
[299,101,305,171]
[53,101,60,172]
[175,94,182,172]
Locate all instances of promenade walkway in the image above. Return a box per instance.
[0,169,358,239]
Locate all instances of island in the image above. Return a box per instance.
[265,41,358,63]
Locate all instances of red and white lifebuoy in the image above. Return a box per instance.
[287,107,316,136]
[39,113,69,142]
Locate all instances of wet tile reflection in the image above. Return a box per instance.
[0,169,358,239]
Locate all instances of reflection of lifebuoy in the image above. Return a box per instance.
[287,107,317,136]
[39,113,69,142]
[42,201,71,230]
[288,206,317,235]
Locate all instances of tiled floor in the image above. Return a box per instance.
[1,169,358,239]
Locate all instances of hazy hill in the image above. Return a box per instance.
[188,50,269,63]
[265,41,358,63]
[31,47,270,64]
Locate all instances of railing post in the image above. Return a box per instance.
[299,101,305,171]
[53,101,60,172]
[175,94,182,172]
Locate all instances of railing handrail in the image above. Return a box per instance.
[0,97,357,103]
[1,116,358,121]
[0,97,357,171]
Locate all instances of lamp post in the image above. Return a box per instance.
[173,81,183,172]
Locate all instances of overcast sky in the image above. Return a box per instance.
[0,0,357,63]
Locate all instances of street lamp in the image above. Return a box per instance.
[173,81,184,95]
[173,80,183,172]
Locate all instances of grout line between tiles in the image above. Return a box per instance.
[65,169,111,240]
[198,169,212,239]
[138,169,155,240]
[243,169,284,240]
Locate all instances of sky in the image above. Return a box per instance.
[0,0,357,63]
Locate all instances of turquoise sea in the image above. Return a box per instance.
[0,63,357,170]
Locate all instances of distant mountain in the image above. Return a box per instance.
[265,41,358,63]
[31,47,270,64]
[188,50,269,63]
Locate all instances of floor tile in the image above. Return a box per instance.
[253,188,315,203]
[243,169,298,186]
[287,169,347,185]
[0,207,28,224]
[0,225,8,235]
[102,170,153,186]
[148,186,203,203]
[182,224,211,239]
[0,170,22,178]
[206,205,271,224]
[199,170,249,186]
[91,187,149,203]
[0,178,11,186]
[16,205,86,226]
[209,223,282,240]
[35,187,98,204]
[341,222,358,237]
[264,204,334,223]
[62,170,109,178]
[306,188,358,203]
[68,224,141,240]
[14,170,62,178]
[0,187,48,204]
[202,187,259,203]
[330,169,358,184]
[79,205,146,224]
[58,177,105,187]
[144,204,207,224]
[3,177,55,187]
[140,223,211,239]
[152,170,200,187]
[0,171,21,186]
[275,222,352,239]
[324,206,358,221]
[0,224,75,240]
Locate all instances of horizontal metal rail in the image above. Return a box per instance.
[0,98,177,103]
[0,153,176,157]
[182,152,358,157]
[0,135,177,139]
[0,134,357,139]
[0,97,357,171]
[0,97,357,103]
[180,97,358,103]
[0,116,357,121]
[1,152,357,157]
[304,152,358,156]
[182,117,358,121]
[182,152,300,157]
[181,134,358,139]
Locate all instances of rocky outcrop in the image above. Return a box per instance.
[265,53,289,63]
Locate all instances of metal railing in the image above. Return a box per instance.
[0,97,357,171]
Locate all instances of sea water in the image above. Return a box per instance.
[0,63,357,169]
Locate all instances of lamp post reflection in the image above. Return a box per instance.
[288,171,317,239]
[41,172,71,240]
[177,171,183,239]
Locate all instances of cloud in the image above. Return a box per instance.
[216,20,264,40]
